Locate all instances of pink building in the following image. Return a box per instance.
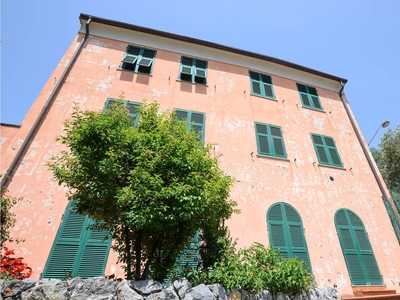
[1,13,400,298]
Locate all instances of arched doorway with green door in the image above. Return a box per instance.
[267,202,312,271]
[335,209,382,285]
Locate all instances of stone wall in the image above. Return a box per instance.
[0,277,339,300]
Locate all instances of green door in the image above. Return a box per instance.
[267,202,312,271]
[42,201,112,279]
[335,209,382,285]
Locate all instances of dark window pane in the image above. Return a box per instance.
[311,96,321,109]
[196,60,207,69]
[142,49,155,58]
[127,47,140,55]
[122,62,135,71]
[308,86,318,95]
[297,84,307,93]
[264,84,273,97]
[259,136,270,154]
[317,146,329,163]
[176,110,188,120]
[261,74,272,84]
[301,94,310,106]
[252,81,261,94]
[329,148,341,166]
[256,124,268,134]
[180,73,192,82]
[312,135,323,145]
[249,71,259,80]
[194,76,206,84]
[191,113,204,124]
[270,126,282,137]
[182,57,193,66]
[273,138,284,156]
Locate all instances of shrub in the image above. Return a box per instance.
[179,240,315,296]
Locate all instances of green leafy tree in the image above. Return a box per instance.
[374,124,400,195]
[47,100,237,281]
[1,181,23,248]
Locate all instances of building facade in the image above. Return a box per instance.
[1,14,399,297]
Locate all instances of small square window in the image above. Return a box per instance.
[120,46,156,74]
[174,108,206,141]
[104,98,141,125]
[179,57,208,85]
[297,83,323,110]
[255,122,286,158]
[249,71,275,99]
[311,134,343,167]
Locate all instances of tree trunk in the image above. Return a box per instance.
[124,226,132,280]
[135,230,143,280]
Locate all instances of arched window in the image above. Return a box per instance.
[267,202,312,271]
[335,209,382,285]
[42,201,112,279]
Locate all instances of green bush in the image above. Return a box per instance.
[178,240,315,296]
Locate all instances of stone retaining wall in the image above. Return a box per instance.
[0,277,339,300]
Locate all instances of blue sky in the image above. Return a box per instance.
[1,0,399,148]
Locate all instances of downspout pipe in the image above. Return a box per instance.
[1,16,93,194]
[338,82,400,225]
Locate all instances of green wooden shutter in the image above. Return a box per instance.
[335,209,382,285]
[42,201,111,279]
[77,224,111,278]
[267,203,312,271]
[250,71,262,95]
[194,60,207,84]
[270,126,285,157]
[190,112,205,142]
[180,57,193,82]
[255,123,270,155]
[177,231,201,272]
[323,137,342,166]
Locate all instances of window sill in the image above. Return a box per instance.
[117,69,153,76]
[301,105,325,113]
[176,79,208,87]
[250,93,277,101]
[256,154,289,161]
[317,163,345,170]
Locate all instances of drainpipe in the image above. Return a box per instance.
[338,82,400,226]
[0,16,93,194]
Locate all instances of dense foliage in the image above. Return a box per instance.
[0,182,23,248]
[176,240,315,296]
[47,100,237,281]
[372,124,400,196]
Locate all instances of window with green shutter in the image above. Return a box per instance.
[120,45,156,74]
[174,108,206,142]
[176,231,201,273]
[41,201,112,279]
[249,71,275,99]
[335,209,383,285]
[104,98,141,125]
[267,203,312,271]
[296,83,323,110]
[311,134,343,167]
[255,122,286,158]
[179,57,208,85]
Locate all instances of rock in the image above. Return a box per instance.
[117,280,144,300]
[159,286,179,300]
[69,277,117,300]
[184,284,216,300]
[1,279,37,299]
[20,279,67,300]
[207,284,227,300]
[173,278,192,299]
[245,290,272,300]
[130,280,163,296]
[276,292,290,300]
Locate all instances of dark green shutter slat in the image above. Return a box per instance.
[340,228,355,249]
[348,211,363,227]
[269,204,283,220]
[178,231,200,272]
[336,211,347,225]
[297,84,307,93]
[127,46,140,55]
[312,135,323,145]
[264,84,273,97]
[273,138,284,156]
[289,225,304,247]
[122,55,137,64]
[329,149,341,165]
[191,113,204,124]
[176,110,189,120]
[60,211,86,240]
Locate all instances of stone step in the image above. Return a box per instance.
[341,293,400,300]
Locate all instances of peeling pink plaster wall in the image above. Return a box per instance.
[1,33,399,295]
